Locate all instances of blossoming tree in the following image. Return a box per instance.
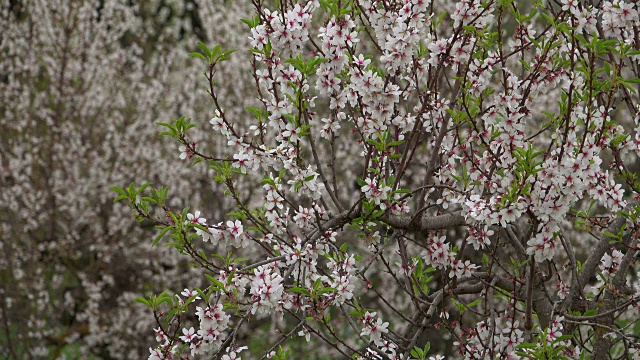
[1,0,256,357]
[115,0,640,359]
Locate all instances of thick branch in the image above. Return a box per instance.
[593,224,638,359]
[380,211,466,231]
[577,206,632,301]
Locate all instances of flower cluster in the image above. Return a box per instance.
[361,178,392,205]
[250,265,285,316]
[360,311,389,347]
[596,248,625,288]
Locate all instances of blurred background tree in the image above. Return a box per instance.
[0,0,255,357]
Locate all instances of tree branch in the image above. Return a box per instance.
[380,211,466,231]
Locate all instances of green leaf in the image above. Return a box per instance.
[467,299,481,308]
[540,12,555,26]
[140,196,156,204]
[287,287,311,296]
[156,291,174,307]
[317,287,337,295]
[153,227,173,247]
[410,348,424,359]
[137,182,153,195]
[388,140,405,147]
[134,297,151,306]
[189,52,207,61]
[110,186,126,196]
[204,273,225,290]
[197,41,211,57]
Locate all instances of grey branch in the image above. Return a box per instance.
[380,211,466,231]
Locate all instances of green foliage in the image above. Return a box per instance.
[241,15,261,29]
[285,55,328,78]
[318,0,358,17]
[411,258,436,295]
[287,278,337,302]
[272,346,291,360]
[134,290,174,312]
[190,42,237,66]
[158,116,197,140]
[410,342,432,360]
[516,328,573,359]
